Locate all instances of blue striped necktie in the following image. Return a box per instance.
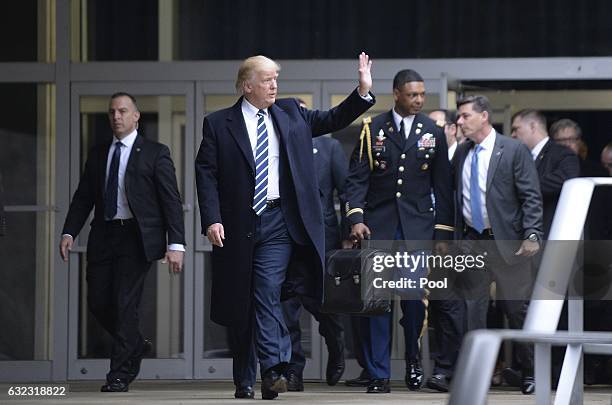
[470,145,485,233]
[253,110,269,215]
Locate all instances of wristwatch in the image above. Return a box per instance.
[526,233,539,242]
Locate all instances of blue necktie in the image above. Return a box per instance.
[252,110,269,215]
[470,145,485,233]
[104,141,123,220]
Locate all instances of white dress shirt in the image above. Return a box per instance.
[448,142,458,161]
[462,128,496,230]
[392,109,415,139]
[531,136,549,160]
[241,98,280,200]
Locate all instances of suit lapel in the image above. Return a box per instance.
[98,142,112,198]
[456,140,473,201]
[125,135,144,193]
[226,98,255,172]
[486,133,504,191]
[269,103,290,149]
[535,139,550,173]
[382,111,404,150]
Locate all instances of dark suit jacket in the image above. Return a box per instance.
[534,140,580,238]
[62,135,185,262]
[345,110,454,241]
[195,89,374,329]
[313,136,349,251]
[453,133,543,264]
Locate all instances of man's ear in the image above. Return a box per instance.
[392,88,399,102]
[481,110,489,124]
[243,81,252,95]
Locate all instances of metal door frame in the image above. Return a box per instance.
[66,81,196,380]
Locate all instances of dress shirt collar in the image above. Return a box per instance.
[113,129,137,148]
[531,136,549,160]
[242,97,268,118]
[392,108,415,132]
[476,127,497,151]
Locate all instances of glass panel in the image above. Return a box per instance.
[0,82,54,362]
[0,211,53,361]
[83,0,159,61]
[0,0,54,62]
[76,95,185,359]
[0,83,55,206]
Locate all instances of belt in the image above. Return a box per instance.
[106,218,136,226]
[465,225,494,237]
[266,199,281,209]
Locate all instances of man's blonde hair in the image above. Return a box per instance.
[235,55,281,95]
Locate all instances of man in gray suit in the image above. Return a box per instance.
[454,95,543,395]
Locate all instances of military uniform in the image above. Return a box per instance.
[345,110,454,240]
[344,110,454,387]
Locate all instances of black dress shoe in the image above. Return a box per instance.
[501,367,522,388]
[521,376,535,395]
[286,371,304,392]
[100,378,129,392]
[366,378,390,393]
[261,369,287,400]
[345,370,370,387]
[426,373,450,392]
[234,386,255,399]
[405,362,424,390]
[127,339,153,383]
[326,354,345,386]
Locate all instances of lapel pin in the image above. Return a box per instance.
[415,128,421,135]
[313,147,318,154]
[136,148,141,152]
[388,127,394,133]
[417,122,423,128]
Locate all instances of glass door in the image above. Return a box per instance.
[67,82,195,380]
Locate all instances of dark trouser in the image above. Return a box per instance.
[230,205,293,388]
[429,299,465,377]
[86,220,151,382]
[282,294,345,376]
[460,227,534,374]
[428,259,466,377]
[349,315,369,378]
[358,226,427,379]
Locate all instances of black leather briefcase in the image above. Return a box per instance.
[320,248,391,315]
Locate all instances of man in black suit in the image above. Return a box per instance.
[281,119,349,390]
[454,95,543,395]
[345,69,454,394]
[195,53,374,400]
[60,92,185,392]
[511,109,580,238]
